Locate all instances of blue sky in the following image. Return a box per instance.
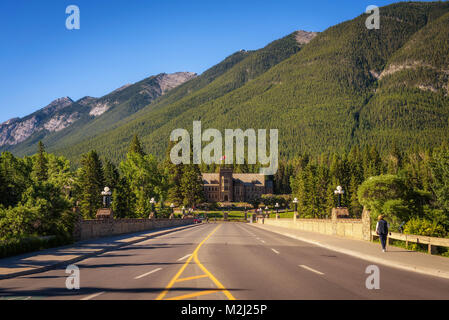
[0,0,431,122]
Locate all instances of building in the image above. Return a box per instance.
[202,167,273,203]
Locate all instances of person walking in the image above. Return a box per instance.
[376,215,389,252]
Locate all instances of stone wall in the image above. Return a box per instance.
[73,218,194,241]
[257,209,371,241]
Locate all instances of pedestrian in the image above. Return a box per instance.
[376,215,389,252]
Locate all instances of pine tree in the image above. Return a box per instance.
[129,134,146,156]
[163,141,184,205]
[103,159,119,190]
[33,141,48,182]
[181,164,205,208]
[79,150,104,219]
[112,177,135,218]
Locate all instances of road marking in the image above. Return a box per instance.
[271,248,280,254]
[81,291,105,300]
[299,265,324,275]
[134,268,163,280]
[166,290,220,300]
[156,225,235,301]
[260,239,266,243]
[176,274,208,282]
[177,254,192,261]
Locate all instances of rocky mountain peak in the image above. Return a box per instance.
[295,30,319,45]
[157,72,197,94]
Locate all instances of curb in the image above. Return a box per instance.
[249,224,449,280]
[0,223,201,280]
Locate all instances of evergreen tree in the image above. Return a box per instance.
[181,164,205,208]
[112,177,135,218]
[79,151,104,219]
[129,134,145,156]
[103,159,120,190]
[33,141,48,182]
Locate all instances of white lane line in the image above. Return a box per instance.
[81,291,105,300]
[134,267,163,280]
[177,254,192,261]
[260,239,266,243]
[299,265,324,275]
[271,248,280,254]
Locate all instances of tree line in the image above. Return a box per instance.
[276,144,449,237]
[0,136,205,242]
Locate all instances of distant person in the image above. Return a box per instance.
[376,215,389,252]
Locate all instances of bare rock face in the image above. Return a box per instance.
[0,72,197,147]
[295,30,319,45]
[0,97,75,146]
[157,72,197,94]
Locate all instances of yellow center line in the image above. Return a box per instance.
[176,274,209,282]
[166,290,221,300]
[156,225,235,300]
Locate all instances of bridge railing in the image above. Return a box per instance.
[372,231,449,254]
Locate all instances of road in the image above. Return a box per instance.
[1,222,449,300]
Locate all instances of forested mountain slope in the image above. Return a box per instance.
[5,2,449,165]
[1,72,196,156]
[54,31,310,165]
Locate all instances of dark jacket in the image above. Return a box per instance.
[377,219,389,235]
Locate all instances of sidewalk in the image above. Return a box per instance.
[0,224,198,280]
[250,223,449,280]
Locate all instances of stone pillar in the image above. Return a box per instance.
[361,208,372,241]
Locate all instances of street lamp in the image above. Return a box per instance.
[101,187,112,208]
[293,198,298,214]
[150,198,156,218]
[334,186,344,208]
[275,202,280,218]
[170,203,175,219]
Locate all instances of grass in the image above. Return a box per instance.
[372,237,449,258]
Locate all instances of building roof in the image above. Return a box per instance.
[233,173,266,186]
[201,172,267,186]
[202,173,220,185]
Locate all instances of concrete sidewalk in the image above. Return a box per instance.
[0,224,198,280]
[250,222,449,280]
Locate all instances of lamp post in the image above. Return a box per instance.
[334,186,344,208]
[170,203,175,219]
[275,202,280,219]
[101,187,112,208]
[150,197,156,219]
[293,197,298,221]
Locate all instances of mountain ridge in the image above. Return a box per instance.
[0,72,196,149]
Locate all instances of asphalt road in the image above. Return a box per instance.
[1,223,448,300]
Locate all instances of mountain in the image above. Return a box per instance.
[3,2,449,165]
[0,72,196,154]
[48,30,314,165]
[0,97,86,146]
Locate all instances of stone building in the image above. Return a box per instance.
[202,167,273,203]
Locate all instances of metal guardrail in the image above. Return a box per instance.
[372,231,449,254]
